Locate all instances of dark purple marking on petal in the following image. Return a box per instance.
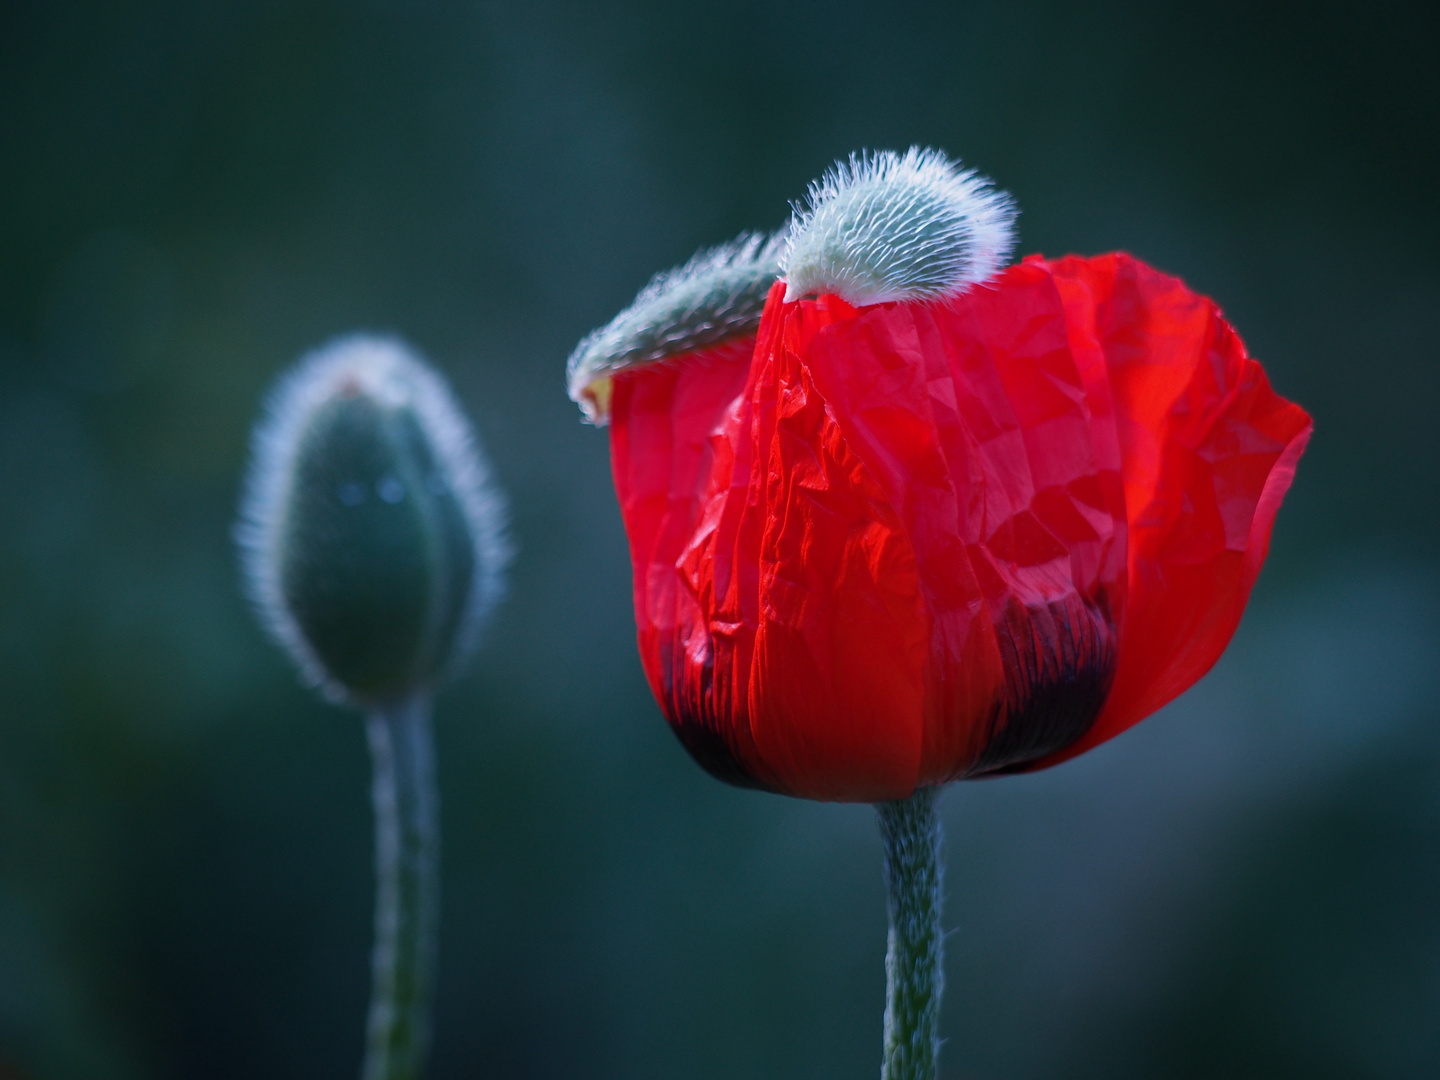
[969,593,1116,776]
[657,635,770,792]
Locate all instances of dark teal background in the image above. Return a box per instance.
[2,2,1438,1078]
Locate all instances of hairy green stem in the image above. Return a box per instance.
[877,787,944,1080]
[363,694,439,1080]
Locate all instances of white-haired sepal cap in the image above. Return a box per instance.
[566,230,784,426]
[781,147,1018,306]
[238,335,511,708]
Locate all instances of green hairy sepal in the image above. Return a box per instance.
[783,147,1017,306]
[566,231,784,425]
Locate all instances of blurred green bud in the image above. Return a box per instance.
[238,335,510,707]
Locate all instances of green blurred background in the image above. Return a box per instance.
[2,2,1438,1077]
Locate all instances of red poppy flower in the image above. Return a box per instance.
[574,151,1311,803]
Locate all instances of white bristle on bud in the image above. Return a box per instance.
[781,147,1017,306]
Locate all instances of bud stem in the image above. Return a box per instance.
[363,694,439,1080]
[877,787,944,1080]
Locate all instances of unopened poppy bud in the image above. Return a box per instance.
[238,335,509,707]
[566,230,784,425]
[782,146,1017,305]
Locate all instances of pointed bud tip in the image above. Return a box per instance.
[238,334,511,708]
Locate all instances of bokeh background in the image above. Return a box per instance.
[2,2,1438,1077]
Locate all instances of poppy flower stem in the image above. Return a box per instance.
[877,787,944,1080]
[363,693,439,1080]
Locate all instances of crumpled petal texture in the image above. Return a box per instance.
[608,253,1311,801]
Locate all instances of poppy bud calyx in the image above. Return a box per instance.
[566,231,784,425]
[782,146,1017,305]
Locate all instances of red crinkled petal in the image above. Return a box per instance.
[733,287,929,800]
[788,266,1128,784]
[611,315,932,800]
[608,338,775,788]
[1032,253,1312,768]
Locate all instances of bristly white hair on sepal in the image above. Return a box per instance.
[236,334,511,707]
[566,230,785,426]
[781,147,1018,306]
